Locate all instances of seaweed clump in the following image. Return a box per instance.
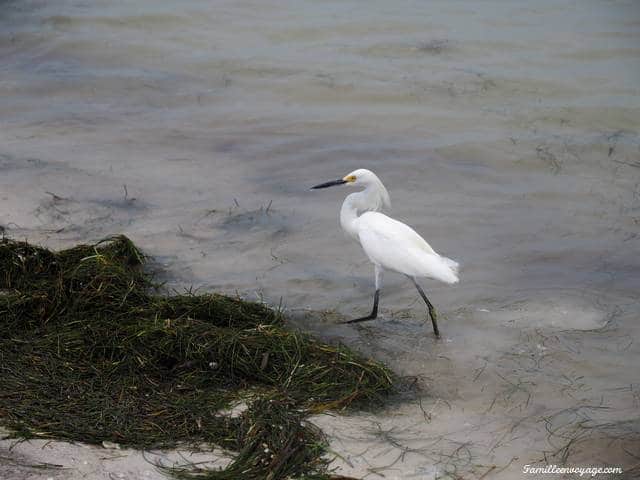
[0,235,394,479]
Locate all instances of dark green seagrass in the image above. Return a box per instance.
[0,235,394,480]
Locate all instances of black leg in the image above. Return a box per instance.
[341,289,379,324]
[408,277,440,337]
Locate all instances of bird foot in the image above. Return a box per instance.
[428,307,440,337]
[340,315,377,324]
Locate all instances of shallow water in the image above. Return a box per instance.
[1,0,639,478]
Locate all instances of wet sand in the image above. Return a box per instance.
[1,0,639,478]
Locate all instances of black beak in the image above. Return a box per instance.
[310,179,347,190]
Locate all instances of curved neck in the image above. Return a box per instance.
[340,193,361,239]
[340,185,388,239]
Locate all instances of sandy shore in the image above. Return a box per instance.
[0,430,230,480]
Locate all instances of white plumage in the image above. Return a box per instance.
[311,168,459,336]
[357,211,459,284]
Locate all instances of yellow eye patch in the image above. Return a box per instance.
[343,175,357,183]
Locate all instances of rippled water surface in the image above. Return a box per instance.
[1,1,639,478]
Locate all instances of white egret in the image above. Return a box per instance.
[311,169,459,336]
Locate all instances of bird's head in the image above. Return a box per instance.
[311,169,391,210]
[311,168,378,189]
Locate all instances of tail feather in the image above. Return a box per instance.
[442,256,459,275]
[439,256,460,284]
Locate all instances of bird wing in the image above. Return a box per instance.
[356,212,459,283]
[358,212,437,255]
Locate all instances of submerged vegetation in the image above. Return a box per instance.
[0,235,395,479]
